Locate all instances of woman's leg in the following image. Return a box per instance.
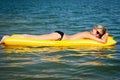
[0,32,62,44]
[19,32,61,40]
[0,31,66,44]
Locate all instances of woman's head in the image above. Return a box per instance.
[92,25,106,38]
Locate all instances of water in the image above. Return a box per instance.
[0,0,120,80]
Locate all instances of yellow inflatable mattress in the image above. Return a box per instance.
[4,35,117,47]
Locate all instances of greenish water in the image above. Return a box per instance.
[0,0,120,80]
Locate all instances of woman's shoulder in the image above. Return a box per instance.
[81,31,93,38]
[75,31,91,37]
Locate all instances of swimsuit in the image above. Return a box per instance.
[55,31,64,40]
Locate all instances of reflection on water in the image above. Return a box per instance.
[3,46,115,53]
[3,46,115,66]
[1,45,119,80]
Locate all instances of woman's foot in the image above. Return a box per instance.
[0,35,10,44]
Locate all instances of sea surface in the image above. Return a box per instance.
[0,0,120,80]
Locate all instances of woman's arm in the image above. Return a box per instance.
[101,33,109,43]
[87,33,109,43]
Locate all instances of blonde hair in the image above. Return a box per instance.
[94,25,106,35]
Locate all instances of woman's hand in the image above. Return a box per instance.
[100,33,109,43]
[103,33,109,37]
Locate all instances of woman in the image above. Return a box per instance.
[0,25,109,44]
